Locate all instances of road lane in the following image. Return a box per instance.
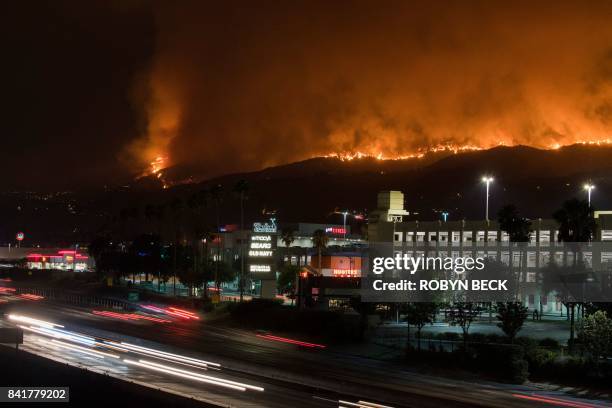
[1,299,610,408]
[6,312,411,408]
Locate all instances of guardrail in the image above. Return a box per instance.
[12,287,131,311]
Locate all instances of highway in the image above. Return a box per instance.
[0,293,610,408]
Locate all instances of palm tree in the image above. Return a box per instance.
[89,235,113,281]
[553,198,596,265]
[233,180,248,302]
[210,184,224,285]
[281,228,296,251]
[200,229,214,298]
[187,189,209,292]
[154,204,166,237]
[498,205,532,241]
[552,198,596,349]
[188,190,208,218]
[169,197,184,295]
[119,207,139,240]
[144,204,166,237]
[497,205,532,296]
[312,229,328,275]
[280,228,297,295]
[144,204,156,233]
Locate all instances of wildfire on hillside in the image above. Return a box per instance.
[147,155,169,188]
[323,139,612,162]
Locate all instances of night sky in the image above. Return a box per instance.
[3,0,612,190]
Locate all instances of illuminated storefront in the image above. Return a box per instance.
[26,250,89,271]
[308,254,363,278]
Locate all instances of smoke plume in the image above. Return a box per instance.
[130,0,612,179]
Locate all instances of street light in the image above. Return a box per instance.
[481,176,494,221]
[583,184,595,206]
[73,243,79,272]
[342,211,348,240]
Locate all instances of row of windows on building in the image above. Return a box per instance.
[387,250,612,284]
[394,250,612,271]
[393,229,612,244]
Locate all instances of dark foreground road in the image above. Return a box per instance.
[1,298,610,408]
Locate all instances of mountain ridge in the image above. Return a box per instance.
[155,144,612,224]
[4,144,612,245]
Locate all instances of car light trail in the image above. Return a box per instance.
[19,325,97,347]
[9,314,97,347]
[135,314,170,323]
[93,310,139,321]
[96,342,130,353]
[33,338,106,359]
[106,341,221,368]
[123,359,248,392]
[19,293,45,300]
[512,394,603,408]
[0,287,16,293]
[357,401,395,408]
[137,359,264,392]
[163,309,195,319]
[256,334,326,348]
[167,307,199,319]
[8,314,64,329]
[98,343,214,371]
[92,310,170,323]
[141,304,165,313]
[138,360,264,392]
[338,401,395,408]
[38,338,120,359]
[38,327,96,346]
[140,304,199,320]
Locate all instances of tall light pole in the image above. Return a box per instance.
[441,211,449,222]
[481,176,494,221]
[73,243,79,272]
[584,184,595,206]
[342,211,348,240]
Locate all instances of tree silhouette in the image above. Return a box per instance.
[552,198,596,350]
[496,302,528,343]
[233,180,249,302]
[498,204,532,292]
[448,302,481,349]
[403,302,438,351]
[312,229,328,275]
[281,228,296,249]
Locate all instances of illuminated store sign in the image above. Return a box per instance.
[253,218,277,233]
[249,249,274,257]
[332,269,360,278]
[249,265,271,272]
[252,235,271,241]
[248,219,277,273]
[251,242,272,249]
[325,227,346,235]
[249,234,274,257]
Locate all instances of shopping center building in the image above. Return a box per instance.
[210,220,366,299]
[0,247,91,271]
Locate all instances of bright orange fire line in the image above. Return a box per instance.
[323,139,612,161]
[142,139,612,183]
